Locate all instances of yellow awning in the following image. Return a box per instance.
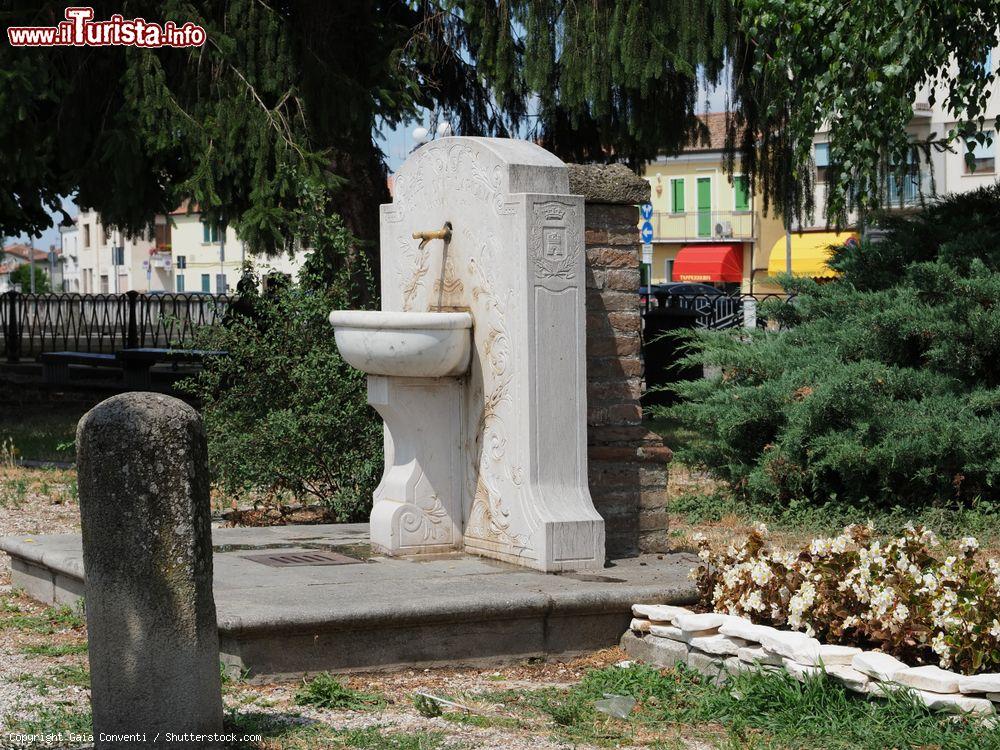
[767,232,858,279]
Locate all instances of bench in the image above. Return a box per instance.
[115,348,227,388]
[38,351,118,384]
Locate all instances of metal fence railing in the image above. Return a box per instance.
[643,292,795,330]
[0,291,230,362]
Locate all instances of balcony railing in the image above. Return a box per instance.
[648,210,755,242]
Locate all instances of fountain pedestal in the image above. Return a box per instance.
[367,375,464,555]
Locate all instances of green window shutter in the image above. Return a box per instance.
[201,274,210,292]
[734,176,749,211]
[202,222,210,243]
[671,180,685,212]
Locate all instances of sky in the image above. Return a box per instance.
[13,72,730,251]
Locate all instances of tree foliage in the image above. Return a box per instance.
[665,183,1000,510]
[3,1,998,249]
[730,0,1000,226]
[8,263,51,293]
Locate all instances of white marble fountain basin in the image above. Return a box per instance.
[328,310,473,378]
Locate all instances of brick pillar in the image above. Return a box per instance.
[567,164,672,557]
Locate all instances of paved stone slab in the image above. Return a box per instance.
[674,612,725,632]
[894,665,962,694]
[782,658,824,682]
[719,618,778,643]
[620,631,688,668]
[795,644,862,667]
[649,624,687,641]
[915,689,995,715]
[959,674,1000,694]
[738,646,784,667]
[826,665,871,693]
[852,651,909,682]
[1,525,698,678]
[759,630,821,662]
[631,603,692,623]
[687,634,748,656]
[988,692,1000,702]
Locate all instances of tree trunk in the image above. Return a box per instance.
[328,138,387,307]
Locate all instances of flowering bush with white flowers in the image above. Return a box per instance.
[692,523,1000,674]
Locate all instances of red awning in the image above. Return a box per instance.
[673,244,744,283]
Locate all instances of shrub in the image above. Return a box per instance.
[181,180,382,520]
[692,523,1000,674]
[664,183,1000,510]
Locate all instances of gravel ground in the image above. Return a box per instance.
[0,466,80,587]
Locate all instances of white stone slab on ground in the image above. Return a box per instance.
[958,674,1000,695]
[795,644,862,667]
[915,689,995,715]
[630,618,651,633]
[759,630,821,662]
[719,618,779,643]
[687,634,749,656]
[782,658,824,682]
[649,624,688,641]
[852,651,909,682]
[826,665,871,693]
[631,604,692,623]
[894,665,962,694]
[738,646,784,667]
[674,612,726,633]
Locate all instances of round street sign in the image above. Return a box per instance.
[640,221,654,243]
[640,202,653,220]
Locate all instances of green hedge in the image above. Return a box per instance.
[663,183,1000,509]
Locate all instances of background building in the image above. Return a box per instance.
[58,223,81,292]
[641,113,787,294]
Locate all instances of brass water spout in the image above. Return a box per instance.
[412,222,452,243]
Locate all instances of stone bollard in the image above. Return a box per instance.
[77,392,223,747]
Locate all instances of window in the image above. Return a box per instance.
[965,131,995,174]
[202,221,225,243]
[176,255,187,269]
[216,273,227,294]
[815,143,830,182]
[733,175,750,211]
[83,225,91,248]
[102,225,110,245]
[664,259,674,283]
[100,274,109,293]
[176,275,185,292]
[670,178,685,213]
[111,246,124,266]
[201,274,211,292]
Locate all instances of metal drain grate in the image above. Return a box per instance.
[242,551,363,567]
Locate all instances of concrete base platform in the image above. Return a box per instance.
[1,523,697,680]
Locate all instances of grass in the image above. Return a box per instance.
[225,714,448,750]
[3,704,93,737]
[19,642,88,658]
[0,603,86,635]
[485,663,1000,749]
[293,673,386,710]
[0,404,88,462]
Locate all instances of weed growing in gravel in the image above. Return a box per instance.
[293,673,386,710]
[19,642,88,658]
[3,704,92,736]
[0,603,85,634]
